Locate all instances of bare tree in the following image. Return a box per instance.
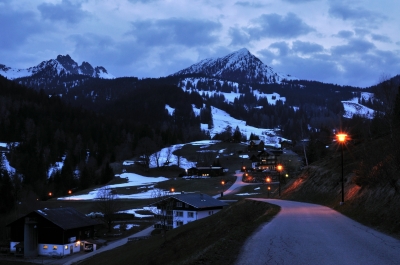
[96,186,121,232]
[165,147,173,165]
[150,189,174,239]
[135,137,157,169]
[153,151,162,168]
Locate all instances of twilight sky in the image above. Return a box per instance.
[1,0,399,88]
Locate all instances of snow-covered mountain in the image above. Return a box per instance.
[170,48,294,84]
[0,55,114,80]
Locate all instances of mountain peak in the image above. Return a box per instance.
[0,55,114,80]
[171,48,293,84]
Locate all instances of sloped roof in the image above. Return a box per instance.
[34,207,101,230]
[150,193,227,209]
[6,207,102,230]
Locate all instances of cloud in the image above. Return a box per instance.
[128,0,159,3]
[127,18,222,47]
[292,41,324,54]
[269,42,290,57]
[37,0,90,24]
[247,13,315,39]
[229,26,250,46]
[334,30,354,39]
[371,34,391,43]
[234,1,267,8]
[0,9,44,50]
[256,35,400,88]
[281,0,318,3]
[331,39,376,56]
[328,3,387,27]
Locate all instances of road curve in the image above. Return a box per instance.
[235,199,400,265]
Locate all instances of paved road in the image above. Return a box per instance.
[213,170,259,199]
[236,199,400,265]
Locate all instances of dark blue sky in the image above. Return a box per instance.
[1,0,399,87]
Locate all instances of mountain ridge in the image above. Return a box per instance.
[170,48,296,84]
[0,54,114,80]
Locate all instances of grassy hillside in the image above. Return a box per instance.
[77,199,280,265]
[281,134,400,239]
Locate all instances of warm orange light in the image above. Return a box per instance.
[277,165,283,171]
[337,133,347,143]
[268,186,271,190]
[266,177,271,183]
[48,192,52,196]
[68,190,72,194]
[221,180,225,185]
[171,188,175,193]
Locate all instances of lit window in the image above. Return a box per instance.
[65,245,68,250]
[53,246,58,250]
[43,245,48,250]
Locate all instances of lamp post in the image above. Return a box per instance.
[266,177,271,198]
[337,133,347,204]
[221,180,225,198]
[276,165,283,197]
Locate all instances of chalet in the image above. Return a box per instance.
[149,193,227,230]
[7,207,101,257]
[187,166,224,177]
[247,140,265,152]
[250,149,283,171]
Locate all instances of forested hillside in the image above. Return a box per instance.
[0,76,207,213]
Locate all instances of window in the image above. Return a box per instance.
[176,211,183,217]
[208,211,214,215]
[188,212,194,218]
[176,202,182,207]
[53,246,58,250]
[43,245,48,250]
[176,221,183,227]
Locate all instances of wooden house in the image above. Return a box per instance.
[251,149,283,171]
[149,193,227,230]
[247,140,265,152]
[7,207,101,257]
[187,166,224,177]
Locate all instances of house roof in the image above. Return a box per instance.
[8,207,101,230]
[150,193,227,209]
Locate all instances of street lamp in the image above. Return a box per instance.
[276,165,283,197]
[337,133,347,204]
[266,177,271,198]
[170,188,175,194]
[221,180,225,198]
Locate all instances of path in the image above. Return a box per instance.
[213,170,259,199]
[235,199,400,265]
[61,226,154,265]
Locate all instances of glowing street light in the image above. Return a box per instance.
[276,165,283,197]
[220,180,225,198]
[337,133,347,204]
[170,188,175,194]
[266,177,271,198]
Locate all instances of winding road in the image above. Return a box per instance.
[235,199,400,265]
